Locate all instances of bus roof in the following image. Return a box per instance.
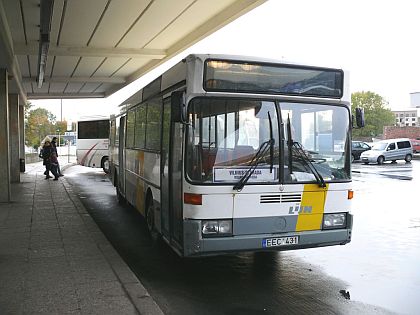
[78,115,109,122]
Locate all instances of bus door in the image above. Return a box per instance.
[161,97,183,250]
[118,116,126,196]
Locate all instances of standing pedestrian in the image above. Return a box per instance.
[41,139,54,179]
[51,136,64,177]
[49,151,60,180]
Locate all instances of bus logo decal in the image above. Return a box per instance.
[289,205,312,214]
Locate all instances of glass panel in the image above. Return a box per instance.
[97,120,110,139]
[205,60,343,98]
[281,102,350,182]
[134,105,146,148]
[145,98,162,151]
[186,98,279,184]
[77,120,109,139]
[126,111,135,148]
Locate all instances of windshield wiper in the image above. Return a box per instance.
[286,115,326,187]
[233,112,274,192]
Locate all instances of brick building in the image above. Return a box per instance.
[383,126,420,139]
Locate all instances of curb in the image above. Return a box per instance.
[60,171,164,315]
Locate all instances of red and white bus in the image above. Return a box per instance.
[76,116,110,173]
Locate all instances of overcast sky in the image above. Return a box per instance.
[32,0,420,122]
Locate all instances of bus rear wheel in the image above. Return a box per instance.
[146,199,159,242]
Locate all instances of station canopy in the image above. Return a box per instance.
[0,0,265,102]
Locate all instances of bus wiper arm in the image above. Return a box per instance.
[233,112,275,192]
[233,139,274,192]
[292,141,326,187]
[286,115,293,174]
[286,114,325,187]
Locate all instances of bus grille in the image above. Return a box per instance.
[260,194,302,204]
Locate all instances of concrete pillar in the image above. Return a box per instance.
[0,68,11,202]
[9,94,20,182]
[19,101,25,172]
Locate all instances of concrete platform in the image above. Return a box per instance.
[0,158,163,315]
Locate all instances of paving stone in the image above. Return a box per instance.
[0,164,164,315]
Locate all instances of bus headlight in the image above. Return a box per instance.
[202,220,232,237]
[323,213,346,229]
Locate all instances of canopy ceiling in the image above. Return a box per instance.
[0,0,266,102]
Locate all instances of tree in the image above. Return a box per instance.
[351,91,395,139]
[25,108,57,149]
[24,101,33,119]
[55,120,68,145]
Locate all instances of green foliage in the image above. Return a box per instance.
[25,107,68,149]
[25,108,55,149]
[24,102,33,120]
[351,91,395,138]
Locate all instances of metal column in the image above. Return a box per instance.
[9,94,20,182]
[19,102,25,172]
[0,68,11,202]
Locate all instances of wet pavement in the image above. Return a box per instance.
[292,159,420,314]
[63,159,420,315]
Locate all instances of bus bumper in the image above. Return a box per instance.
[183,216,352,257]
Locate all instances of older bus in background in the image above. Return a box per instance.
[109,54,364,257]
[76,116,110,173]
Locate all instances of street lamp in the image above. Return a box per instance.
[56,129,61,147]
[38,123,42,148]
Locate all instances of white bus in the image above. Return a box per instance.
[109,54,364,257]
[76,116,110,173]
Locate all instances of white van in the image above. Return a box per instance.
[360,138,413,165]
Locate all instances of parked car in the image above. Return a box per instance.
[360,138,413,165]
[351,141,371,162]
[410,139,420,153]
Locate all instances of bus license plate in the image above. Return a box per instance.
[262,236,299,248]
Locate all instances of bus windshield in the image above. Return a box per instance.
[186,99,350,185]
[281,102,350,183]
[186,98,279,184]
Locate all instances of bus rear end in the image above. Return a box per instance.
[76,118,110,172]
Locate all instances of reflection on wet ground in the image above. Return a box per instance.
[292,160,420,315]
[66,167,353,314]
[65,162,420,315]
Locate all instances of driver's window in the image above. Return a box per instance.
[388,143,396,151]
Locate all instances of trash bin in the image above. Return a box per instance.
[20,158,25,172]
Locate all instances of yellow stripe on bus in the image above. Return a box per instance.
[295,184,329,232]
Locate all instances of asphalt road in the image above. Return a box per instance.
[64,160,420,315]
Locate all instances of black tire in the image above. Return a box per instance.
[377,156,384,165]
[351,154,355,163]
[102,157,110,174]
[405,154,412,163]
[146,199,159,241]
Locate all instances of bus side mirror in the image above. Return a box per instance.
[354,107,365,128]
[171,91,186,123]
